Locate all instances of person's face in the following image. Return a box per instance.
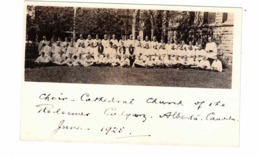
[80,34,83,39]
[130,35,133,40]
[65,37,68,41]
[112,35,116,39]
[208,38,212,42]
[88,35,91,40]
[137,36,140,41]
[153,37,156,41]
[145,36,149,41]
[96,35,99,39]
[104,35,107,40]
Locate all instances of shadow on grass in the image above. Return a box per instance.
[24,64,232,89]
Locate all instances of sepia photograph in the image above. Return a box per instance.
[24,4,234,88]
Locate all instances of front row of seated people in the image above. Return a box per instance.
[35,36,223,72]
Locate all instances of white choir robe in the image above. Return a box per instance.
[35,54,50,64]
[65,57,76,66]
[38,40,47,54]
[111,57,121,67]
[84,39,92,47]
[102,39,110,48]
[198,59,211,69]
[186,49,195,58]
[76,39,84,48]
[53,46,62,59]
[205,42,218,59]
[134,40,142,48]
[165,44,172,55]
[196,49,207,62]
[142,41,151,49]
[163,55,172,67]
[105,47,114,60]
[212,59,223,72]
[135,46,143,56]
[81,47,89,59]
[178,49,187,58]
[171,56,179,65]
[134,55,147,67]
[110,39,119,48]
[54,54,66,65]
[159,48,167,56]
[42,45,52,56]
[120,58,130,67]
[95,55,105,64]
[146,57,155,67]
[155,56,163,66]
[92,47,99,61]
[92,39,99,47]
[80,56,94,67]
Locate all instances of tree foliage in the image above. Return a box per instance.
[34,6,74,39]
[75,8,124,36]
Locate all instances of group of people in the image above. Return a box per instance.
[35,33,223,72]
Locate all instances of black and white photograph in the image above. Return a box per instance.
[24,4,235,89]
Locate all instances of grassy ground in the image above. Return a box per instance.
[24,65,232,89]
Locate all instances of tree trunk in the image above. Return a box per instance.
[132,10,137,39]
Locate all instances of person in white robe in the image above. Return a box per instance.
[134,36,143,56]
[205,37,218,65]
[76,34,85,48]
[211,59,223,72]
[38,36,47,55]
[198,56,211,70]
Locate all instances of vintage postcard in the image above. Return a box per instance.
[21,1,242,146]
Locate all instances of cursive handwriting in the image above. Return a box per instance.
[206,112,236,121]
[159,111,201,120]
[80,93,135,105]
[52,119,86,136]
[146,97,183,106]
[39,93,71,101]
[36,104,90,117]
[104,107,147,122]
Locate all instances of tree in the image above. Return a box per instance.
[34,6,74,39]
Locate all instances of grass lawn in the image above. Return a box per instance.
[24,65,232,89]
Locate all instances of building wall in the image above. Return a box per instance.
[213,26,233,65]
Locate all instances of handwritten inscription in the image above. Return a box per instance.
[35,92,238,139]
[36,104,90,117]
[104,107,147,122]
[80,93,135,105]
[52,119,86,136]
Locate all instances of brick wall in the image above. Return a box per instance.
[213,25,233,65]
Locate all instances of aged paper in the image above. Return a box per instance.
[21,1,242,146]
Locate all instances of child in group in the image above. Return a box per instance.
[35,52,50,65]
[211,58,223,72]
[80,52,94,67]
[133,53,147,68]
[197,56,211,70]
[128,44,136,67]
[64,53,74,66]
[111,55,121,67]
[120,54,130,67]
[53,46,67,66]
[162,54,172,68]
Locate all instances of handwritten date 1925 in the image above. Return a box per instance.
[100,126,125,135]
